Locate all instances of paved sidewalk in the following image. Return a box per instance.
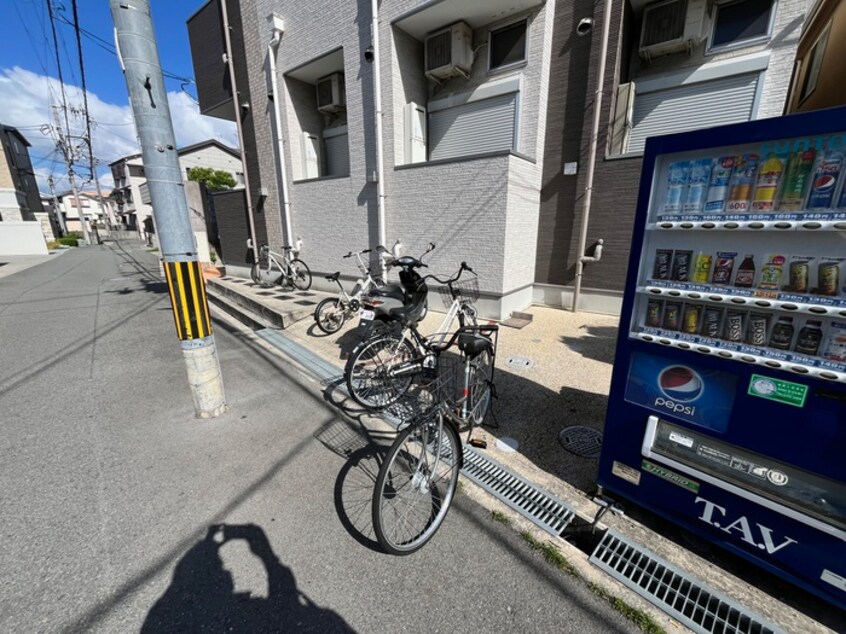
[206,275,844,634]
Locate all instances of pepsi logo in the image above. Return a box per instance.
[813,175,837,191]
[658,366,703,403]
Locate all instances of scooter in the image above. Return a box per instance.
[354,243,434,340]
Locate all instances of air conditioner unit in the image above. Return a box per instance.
[316,73,345,114]
[425,22,473,82]
[639,0,707,61]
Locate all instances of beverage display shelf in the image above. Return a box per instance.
[648,219,846,231]
[638,284,846,317]
[630,330,846,383]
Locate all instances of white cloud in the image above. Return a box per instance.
[0,66,238,194]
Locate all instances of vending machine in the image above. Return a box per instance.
[597,106,846,610]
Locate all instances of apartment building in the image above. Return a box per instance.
[188,0,808,317]
[0,124,41,222]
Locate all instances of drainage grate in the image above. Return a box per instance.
[558,426,603,458]
[461,448,576,536]
[506,356,535,370]
[590,530,783,634]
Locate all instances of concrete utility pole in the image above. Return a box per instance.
[110,0,226,418]
[46,175,68,236]
[53,106,92,246]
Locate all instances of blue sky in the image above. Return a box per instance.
[2,1,236,193]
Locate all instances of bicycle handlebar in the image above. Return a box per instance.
[424,261,474,286]
[343,248,373,259]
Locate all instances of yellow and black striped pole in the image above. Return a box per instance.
[163,260,213,340]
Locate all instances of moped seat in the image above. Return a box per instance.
[370,283,405,302]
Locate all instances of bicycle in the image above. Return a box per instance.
[371,322,498,555]
[249,241,312,291]
[313,247,386,334]
[344,262,481,410]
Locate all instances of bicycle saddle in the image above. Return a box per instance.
[325,272,341,282]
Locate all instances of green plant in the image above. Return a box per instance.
[187,166,237,191]
[46,240,59,250]
[587,582,666,634]
[58,236,78,247]
[521,531,581,578]
[491,510,511,526]
[210,250,217,263]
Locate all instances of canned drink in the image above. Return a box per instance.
[704,156,736,213]
[702,308,722,338]
[724,311,744,342]
[663,302,681,331]
[646,300,662,327]
[664,161,690,213]
[747,313,769,346]
[671,250,693,282]
[683,305,701,334]
[819,261,841,296]
[807,152,843,209]
[778,150,816,211]
[653,249,673,280]
[788,261,810,294]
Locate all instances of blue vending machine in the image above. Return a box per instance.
[597,106,846,610]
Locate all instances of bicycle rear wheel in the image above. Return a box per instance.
[314,297,346,334]
[372,415,460,555]
[345,334,415,409]
[468,349,493,425]
[290,258,312,290]
[251,259,277,287]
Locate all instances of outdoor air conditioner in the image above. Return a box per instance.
[639,0,707,62]
[316,73,345,114]
[425,22,473,82]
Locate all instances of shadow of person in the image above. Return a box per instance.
[143,524,355,633]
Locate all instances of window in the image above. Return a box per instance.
[709,0,774,51]
[799,24,830,102]
[489,20,528,71]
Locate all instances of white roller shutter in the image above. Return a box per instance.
[428,92,517,161]
[628,73,760,154]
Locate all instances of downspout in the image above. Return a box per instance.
[572,0,613,312]
[220,0,259,264]
[267,19,293,248]
[370,0,387,273]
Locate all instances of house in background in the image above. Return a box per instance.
[0,124,41,222]
[110,139,241,243]
[0,124,49,255]
[55,190,115,233]
[187,0,810,317]
[784,0,846,113]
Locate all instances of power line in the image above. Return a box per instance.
[70,0,99,182]
[46,0,72,145]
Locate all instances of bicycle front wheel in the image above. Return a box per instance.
[345,335,415,409]
[314,297,346,334]
[290,258,312,290]
[372,416,461,555]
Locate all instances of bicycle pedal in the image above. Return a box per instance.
[468,438,487,449]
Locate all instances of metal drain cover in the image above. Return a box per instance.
[506,356,535,370]
[558,426,602,458]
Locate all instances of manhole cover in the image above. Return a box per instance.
[558,426,602,458]
[506,356,535,370]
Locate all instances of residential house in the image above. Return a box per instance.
[0,124,41,222]
[784,0,846,113]
[110,140,241,246]
[56,190,114,233]
[187,0,809,317]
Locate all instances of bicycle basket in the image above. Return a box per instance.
[439,276,479,305]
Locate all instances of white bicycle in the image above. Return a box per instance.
[249,241,312,291]
[313,247,387,334]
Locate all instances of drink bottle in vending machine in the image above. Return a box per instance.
[597,106,846,612]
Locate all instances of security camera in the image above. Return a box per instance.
[364,46,374,63]
[577,17,594,36]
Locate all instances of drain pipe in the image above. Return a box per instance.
[267,15,294,248]
[221,0,259,264]
[370,0,387,275]
[572,0,613,312]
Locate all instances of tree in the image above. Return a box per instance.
[187,166,237,191]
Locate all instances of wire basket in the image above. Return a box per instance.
[438,276,479,305]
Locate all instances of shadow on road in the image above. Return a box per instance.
[143,524,354,633]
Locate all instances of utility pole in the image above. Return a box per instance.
[46,175,68,236]
[53,105,92,246]
[110,0,226,418]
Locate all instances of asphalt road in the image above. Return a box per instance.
[0,240,641,633]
